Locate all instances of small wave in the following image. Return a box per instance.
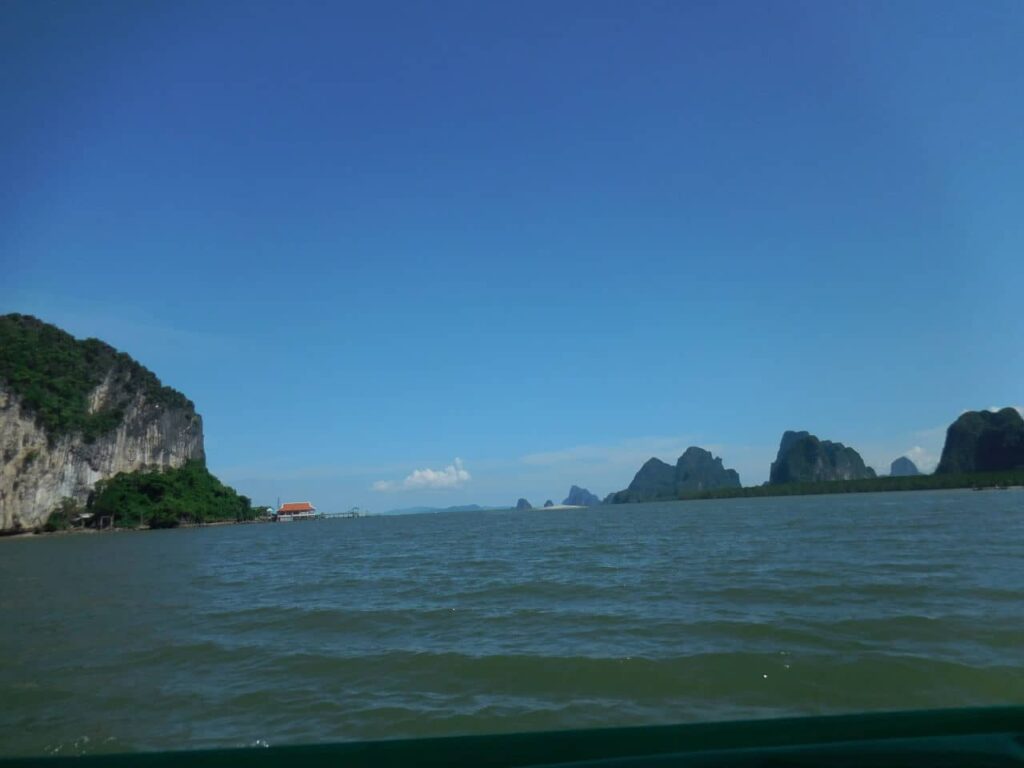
[253,649,1024,709]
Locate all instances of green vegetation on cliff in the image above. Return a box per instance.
[0,313,192,442]
[43,498,82,532]
[769,431,875,484]
[606,447,741,503]
[936,408,1024,474]
[89,461,255,528]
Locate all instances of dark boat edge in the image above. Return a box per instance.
[2,706,1023,767]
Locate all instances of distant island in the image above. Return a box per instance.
[563,485,601,506]
[605,447,740,504]
[936,408,1024,474]
[605,419,1024,504]
[3,313,1023,533]
[768,431,875,484]
[890,456,920,477]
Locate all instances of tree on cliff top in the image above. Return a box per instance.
[0,314,192,442]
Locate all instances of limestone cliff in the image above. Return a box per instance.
[606,447,741,504]
[889,456,921,477]
[0,316,204,531]
[769,430,875,484]
[562,485,601,506]
[936,407,1024,474]
[675,447,741,493]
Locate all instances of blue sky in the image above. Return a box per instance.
[3,1,1023,510]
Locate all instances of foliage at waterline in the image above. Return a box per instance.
[89,461,256,529]
[43,497,82,533]
[677,469,1024,501]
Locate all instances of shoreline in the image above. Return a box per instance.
[0,517,271,541]
[608,471,1024,506]
[4,478,1022,539]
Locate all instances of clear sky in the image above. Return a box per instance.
[3,1,1023,511]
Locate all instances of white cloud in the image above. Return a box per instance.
[904,445,939,473]
[987,405,1024,416]
[403,458,471,489]
[372,458,471,492]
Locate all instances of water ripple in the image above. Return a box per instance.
[1,489,1022,757]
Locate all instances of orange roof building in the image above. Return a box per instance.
[276,501,316,515]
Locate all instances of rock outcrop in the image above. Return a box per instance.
[936,408,1024,474]
[606,447,741,503]
[562,485,601,506]
[769,431,875,484]
[515,498,532,511]
[612,458,676,503]
[542,499,554,508]
[675,447,741,492]
[1,316,205,531]
[889,456,921,477]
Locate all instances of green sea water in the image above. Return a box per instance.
[1,489,1022,757]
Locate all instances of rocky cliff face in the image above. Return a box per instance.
[889,456,920,477]
[613,458,676,503]
[675,447,741,493]
[607,447,741,503]
[0,315,206,532]
[1,381,204,531]
[562,485,601,506]
[769,431,875,484]
[515,498,533,511]
[936,408,1024,474]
